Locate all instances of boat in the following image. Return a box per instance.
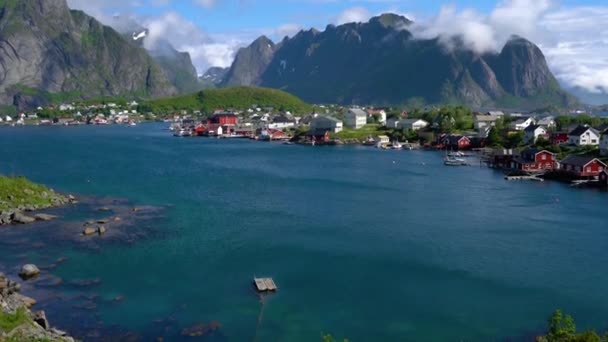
[444,156,468,166]
[448,151,465,157]
[173,129,191,137]
[391,141,403,150]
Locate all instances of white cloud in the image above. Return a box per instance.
[410,0,608,94]
[335,7,372,25]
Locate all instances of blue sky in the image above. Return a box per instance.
[67,0,608,95]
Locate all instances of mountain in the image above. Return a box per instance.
[201,67,229,86]
[567,86,608,106]
[222,13,576,110]
[123,26,203,94]
[0,0,177,108]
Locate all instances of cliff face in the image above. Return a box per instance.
[221,13,575,109]
[0,0,177,108]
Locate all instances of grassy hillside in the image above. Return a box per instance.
[0,176,65,211]
[140,86,311,114]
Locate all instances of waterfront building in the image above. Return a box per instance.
[559,155,607,178]
[310,116,343,133]
[443,135,471,150]
[600,132,608,156]
[512,149,556,172]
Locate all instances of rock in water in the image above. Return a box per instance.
[19,264,41,280]
[34,213,57,221]
[97,225,107,235]
[12,212,36,224]
[83,227,97,236]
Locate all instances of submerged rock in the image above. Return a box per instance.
[180,321,221,337]
[19,264,41,280]
[97,225,107,235]
[34,213,58,221]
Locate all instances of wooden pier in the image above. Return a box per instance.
[505,175,544,182]
[254,278,278,292]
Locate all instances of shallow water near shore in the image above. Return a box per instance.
[1,123,608,341]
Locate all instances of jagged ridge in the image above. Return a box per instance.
[221,13,576,109]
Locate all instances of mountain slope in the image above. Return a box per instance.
[0,0,176,108]
[222,13,575,109]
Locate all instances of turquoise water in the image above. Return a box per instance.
[1,123,608,341]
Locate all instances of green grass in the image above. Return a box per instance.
[0,308,30,333]
[142,86,312,114]
[333,124,387,140]
[0,176,64,212]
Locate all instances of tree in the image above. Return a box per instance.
[536,136,551,148]
[487,127,504,147]
[547,310,576,341]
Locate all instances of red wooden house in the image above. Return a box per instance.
[559,155,607,178]
[512,149,557,172]
[443,135,471,150]
[208,113,237,126]
[306,129,330,144]
[551,132,569,145]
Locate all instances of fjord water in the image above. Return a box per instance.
[1,124,608,341]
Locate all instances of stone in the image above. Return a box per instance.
[22,296,37,308]
[0,272,7,291]
[68,195,76,201]
[33,310,49,330]
[114,217,122,222]
[34,213,57,221]
[97,219,109,224]
[19,264,41,280]
[97,225,107,235]
[180,321,221,337]
[83,227,97,236]
[12,212,36,224]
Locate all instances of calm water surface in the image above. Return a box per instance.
[1,123,607,341]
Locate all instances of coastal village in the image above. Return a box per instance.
[2,101,608,189]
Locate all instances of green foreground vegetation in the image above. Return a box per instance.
[0,308,30,334]
[0,176,62,212]
[538,310,608,342]
[139,86,312,114]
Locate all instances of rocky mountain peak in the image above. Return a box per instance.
[370,13,412,29]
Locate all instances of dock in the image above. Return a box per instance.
[505,175,544,182]
[254,277,278,292]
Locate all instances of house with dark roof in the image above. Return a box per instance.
[559,155,607,178]
[512,149,557,172]
[524,125,548,144]
[510,117,535,131]
[568,126,601,146]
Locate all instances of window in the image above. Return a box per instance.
[542,155,547,160]
[592,139,597,144]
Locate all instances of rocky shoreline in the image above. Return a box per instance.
[1,272,75,341]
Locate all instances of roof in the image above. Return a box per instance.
[474,115,500,122]
[513,117,531,124]
[272,115,295,123]
[487,111,504,116]
[348,108,367,117]
[400,119,428,125]
[313,116,341,123]
[445,135,469,144]
[524,124,544,132]
[569,125,599,136]
[560,155,606,167]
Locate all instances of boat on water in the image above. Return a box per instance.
[391,141,402,150]
[174,129,192,137]
[444,156,468,166]
[448,151,465,157]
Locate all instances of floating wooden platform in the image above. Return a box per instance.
[254,277,278,292]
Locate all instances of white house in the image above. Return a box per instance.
[474,114,501,130]
[59,103,74,111]
[398,119,429,131]
[600,133,608,156]
[310,116,343,133]
[345,108,367,129]
[510,117,535,131]
[367,109,387,125]
[524,125,548,144]
[537,116,556,128]
[5,115,12,122]
[568,126,601,146]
